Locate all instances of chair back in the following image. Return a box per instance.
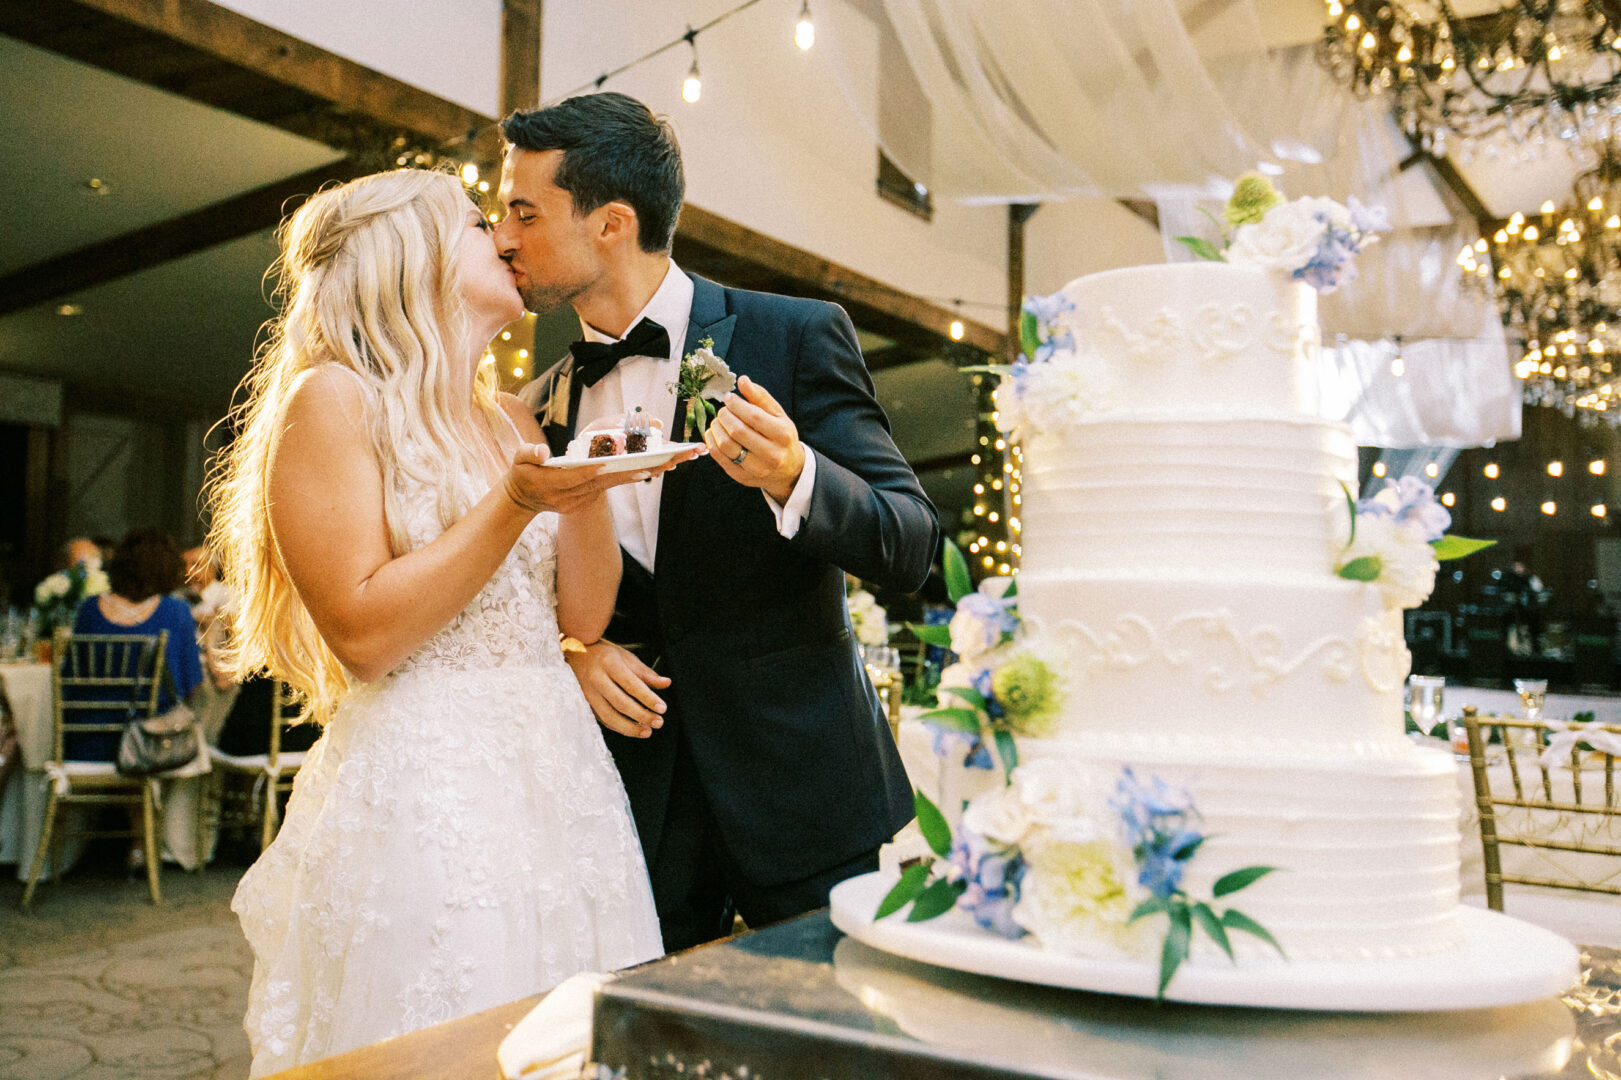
[51,628,168,763]
[1463,706,1621,910]
[268,678,309,770]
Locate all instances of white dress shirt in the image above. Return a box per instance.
[576,259,816,574]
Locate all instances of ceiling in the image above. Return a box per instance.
[0,14,1599,453]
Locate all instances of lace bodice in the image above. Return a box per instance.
[389,454,563,677]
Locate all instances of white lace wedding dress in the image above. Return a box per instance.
[232,455,663,1076]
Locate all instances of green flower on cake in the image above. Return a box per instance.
[991,652,1062,737]
[1223,172,1284,228]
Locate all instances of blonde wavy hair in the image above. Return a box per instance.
[207,168,512,724]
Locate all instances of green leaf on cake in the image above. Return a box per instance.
[1337,555,1382,582]
[1339,480,1358,547]
[915,707,981,733]
[914,789,954,857]
[943,539,974,603]
[1193,902,1234,961]
[1431,535,1496,561]
[993,729,1019,785]
[905,622,954,647]
[940,685,986,711]
[1212,865,1276,897]
[907,877,966,922]
[1222,909,1286,958]
[1158,902,1193,997]
[875,862,931,920]
[1020,308,1041,361]
[1175,235,1225,262]
[1129,896,1170,923]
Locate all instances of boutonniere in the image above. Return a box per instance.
[669,337,736,440]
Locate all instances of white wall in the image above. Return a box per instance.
[211,0,503,115]
[211,0,1167,323]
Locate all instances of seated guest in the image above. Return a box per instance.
[65,529,203,762]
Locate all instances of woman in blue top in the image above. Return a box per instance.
[67,529,203,761]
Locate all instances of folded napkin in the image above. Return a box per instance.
[1537,718,1621,769]
[498,971,613,1080]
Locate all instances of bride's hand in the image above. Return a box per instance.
[503,441,702,514]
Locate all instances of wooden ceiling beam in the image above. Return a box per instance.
[502,0,543,116]
[673,204,1007,357]
[0,159,364,317]
[0,0,500,164]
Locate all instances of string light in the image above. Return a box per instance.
[1542,501,1558,515]
[949,320,965,341]
[1594,504,1609,517]
[1441,491,1456,506]
[794,0,815,50]
[1548,461,1564,477]
[460,162,479,186]
[1372,461,1387,477]
[681,29,703,104]
[1424,462,1440,478]
[1390,335,1405,378]
[1484,463,1500,478]
[1592,459,1608,475]
[1491,496,1507,511]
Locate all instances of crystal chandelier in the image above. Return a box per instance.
[1458,144,1621,422]
[1319,0,1621,155]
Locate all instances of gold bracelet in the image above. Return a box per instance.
[559,635,588,655]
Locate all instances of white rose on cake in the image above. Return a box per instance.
[1339,513,1438,610]
[1225,197,1331,274]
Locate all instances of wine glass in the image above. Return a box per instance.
[1514,678,1548,723]
[1406,674,1445,739]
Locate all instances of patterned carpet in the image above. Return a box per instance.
[0,848,254,1080]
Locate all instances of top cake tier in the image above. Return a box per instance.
[1058,263,1321,419]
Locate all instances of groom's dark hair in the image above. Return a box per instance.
[501,92,684,253]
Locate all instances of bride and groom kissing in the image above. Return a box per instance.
[213,90,938,1074]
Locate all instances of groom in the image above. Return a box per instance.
[495,92,938,951]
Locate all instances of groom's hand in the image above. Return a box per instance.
[706,376,805,503]
[565,639,669,739]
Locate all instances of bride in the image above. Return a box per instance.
[209,168,691,1074]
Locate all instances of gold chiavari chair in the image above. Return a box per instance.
[200,679,309,855]
[22,628,167,909]
[1463,706,1621,910]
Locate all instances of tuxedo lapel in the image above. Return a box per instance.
[655,275,735,578]
[537,355,584,458]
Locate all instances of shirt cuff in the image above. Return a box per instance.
[763,448,817,539]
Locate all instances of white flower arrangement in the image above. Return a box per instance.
[33,562,110,631]
[1336,477,1493,610]
[845,586,890,648]
[1179,174,1390,295]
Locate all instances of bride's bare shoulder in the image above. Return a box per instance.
[497,391,545,443]
[282,364,372,430]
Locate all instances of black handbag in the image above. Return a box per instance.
[116,661,200,777]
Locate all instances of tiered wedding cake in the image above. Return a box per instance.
[1012,262,1461,961]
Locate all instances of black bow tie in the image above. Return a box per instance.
[569,318,672,388]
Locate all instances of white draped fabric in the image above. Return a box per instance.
[819,1,1520,447]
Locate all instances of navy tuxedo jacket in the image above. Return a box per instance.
[531,272,938,886]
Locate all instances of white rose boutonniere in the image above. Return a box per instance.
[669,337,736,440]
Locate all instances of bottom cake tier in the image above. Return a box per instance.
[1019,736,1464,963]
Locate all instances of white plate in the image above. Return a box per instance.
[829,872,1580,1011]
[542,443,703,473]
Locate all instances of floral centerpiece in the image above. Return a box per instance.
[33,560,110,633]
[1178,173,1390,294]
[897,543,1279,996]
[845,582,890,648]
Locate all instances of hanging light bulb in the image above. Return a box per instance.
[794,1,815,51]
[949,320,965,341]
[460,162,479,186]
[682,30,702,103]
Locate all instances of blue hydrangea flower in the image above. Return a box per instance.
[1112,768,1204,900]
[971,667,1006,723]
[927,722,995,770]
[1347,195,1391,237]
[1022,292,1075,363]
[1358,476,1451,542]
[947,828,1027,938]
